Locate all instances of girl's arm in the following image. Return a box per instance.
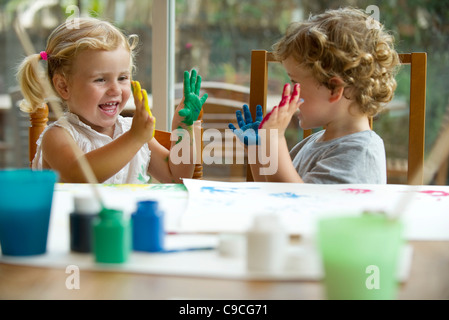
[41,122,155,183]
[147,70,207,183]
[146,100,196,183]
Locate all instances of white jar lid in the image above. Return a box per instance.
[74,195,101,214]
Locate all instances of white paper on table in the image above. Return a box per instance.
[181,179,449,240]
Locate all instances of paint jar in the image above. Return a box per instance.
[131,200,164,252]
[218,233,246,258]
[69,195,100,253]
[246,213,288,273]
[93,207,131,263]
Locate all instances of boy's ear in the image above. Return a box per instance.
[52,74,70,100]
[328,77,345,103]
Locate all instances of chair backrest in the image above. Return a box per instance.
[175,81,250,181]
[26,104,203,180]
[8,87,31,168]
[249,50,427,185]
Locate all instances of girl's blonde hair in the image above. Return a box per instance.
[273,7,400,117]
[17,17,139,113]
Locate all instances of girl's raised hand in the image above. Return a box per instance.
[178,70,208,126]
[130,80,156,144]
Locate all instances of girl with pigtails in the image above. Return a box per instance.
[17,17,207,184]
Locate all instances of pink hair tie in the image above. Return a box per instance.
[40,51,48,61]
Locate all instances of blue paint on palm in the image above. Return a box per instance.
[228,104,263,145]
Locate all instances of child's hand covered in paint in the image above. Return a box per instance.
[259,83,304,134]
[132,80,155,138]
[178,70,208,126]
[130,80,156,142]
[132,80,153,117]
[228,104,263,145]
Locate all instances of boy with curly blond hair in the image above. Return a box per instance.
[232,7,399,183]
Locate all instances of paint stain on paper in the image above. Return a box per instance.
[269,192,303,199]
[418,190,449,201]
[341,188,373,194]
[201,186,238,194]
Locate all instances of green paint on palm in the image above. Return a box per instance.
[178,70,208,125]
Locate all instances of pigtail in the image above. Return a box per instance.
[16,53,50,113]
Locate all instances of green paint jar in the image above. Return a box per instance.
[93,208,131,263]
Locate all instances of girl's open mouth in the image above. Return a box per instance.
[99,102,119,115]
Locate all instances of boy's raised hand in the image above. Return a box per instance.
[178,70,208,126]
[228,104,263,145]
[259,83,303,132]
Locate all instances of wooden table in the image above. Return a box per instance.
[1,240,448,300]
[1,182,449,300]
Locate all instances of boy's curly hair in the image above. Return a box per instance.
[273,7,400,117]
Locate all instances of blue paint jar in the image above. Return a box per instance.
[131,200,164,252]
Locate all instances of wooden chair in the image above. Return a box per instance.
[248,50,427,185]
[175,81,250,181]
[26,103,203,180]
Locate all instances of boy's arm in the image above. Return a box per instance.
[247,145,267,182]
[257,132,303,183]
[229,104,267,181]
[256,83,304,182]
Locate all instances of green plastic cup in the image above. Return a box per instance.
[318,214,404,300]
[0,169,58,256]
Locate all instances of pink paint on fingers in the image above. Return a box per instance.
[293,83,300,96]
[290,83,300,103]
[282,83,290,97]
[279,96,288,108]
[259,106,277,129]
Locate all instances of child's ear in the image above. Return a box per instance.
[328,77,345,103]
[52,74,70,100]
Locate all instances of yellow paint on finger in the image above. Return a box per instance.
[132,80,143,101]
[142,89,155,138]
[142,89,152,117]
[132,81,155,138]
